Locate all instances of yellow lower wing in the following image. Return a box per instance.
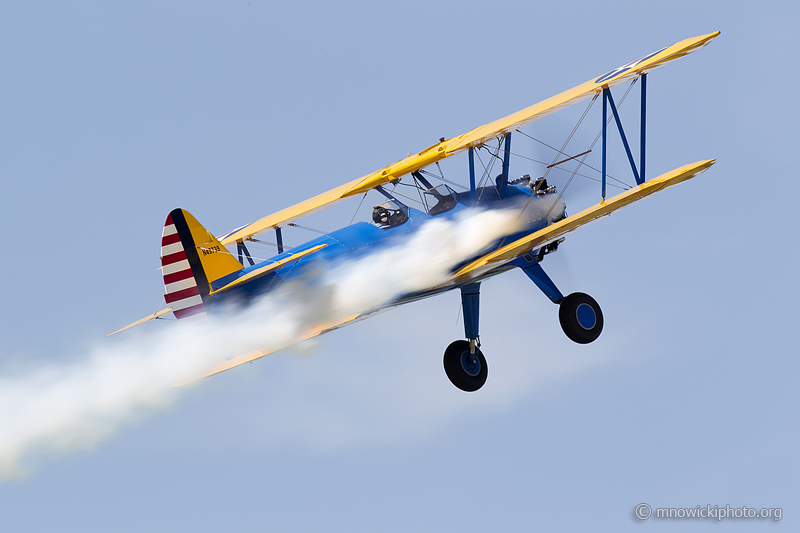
[183,313,362,383]
[454,159,716,279]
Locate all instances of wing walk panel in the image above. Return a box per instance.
[219,32,719,246]
[453,159,716,279]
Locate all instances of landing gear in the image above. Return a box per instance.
[559,292,603,344]
[443,340,488,392]
[443,282,488,392]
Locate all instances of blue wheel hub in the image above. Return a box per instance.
[576,303,597,330]
[460,351,482,376]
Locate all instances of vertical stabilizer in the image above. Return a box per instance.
[161,209,244,319]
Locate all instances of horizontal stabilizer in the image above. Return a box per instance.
[454,159,716,279]
[108,308,172,336]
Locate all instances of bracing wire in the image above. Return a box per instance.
[516,93,599,220]
[349,192,369,225]
[540,77,640,222]
[287,222,327,234]
[475,139,503,203]
[508,150,627,190]
[543,92,599,181]
[419,169,467,190]
[514,129,628,190]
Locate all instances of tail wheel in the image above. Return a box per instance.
[443,340,488,392]
[559,292,603,344]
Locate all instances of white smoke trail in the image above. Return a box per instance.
[0,208,524,478]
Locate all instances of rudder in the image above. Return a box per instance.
[161,208,244,319]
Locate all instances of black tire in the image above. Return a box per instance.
[559,292,603,344]
[443,340,488,392]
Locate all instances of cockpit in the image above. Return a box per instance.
[370,180,458,230]
[422,184,457,216]
[372,200,409,228]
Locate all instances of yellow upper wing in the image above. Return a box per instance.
[453,159,716,280]
[220,32,719,246]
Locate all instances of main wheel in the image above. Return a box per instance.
[443,340,488,392]
[559,292,603,344]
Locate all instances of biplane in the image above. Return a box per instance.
[115,32,719,392]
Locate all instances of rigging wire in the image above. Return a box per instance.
[408,174,428,211]
[515,93,599,220]
[507,150,628,191]
[434,162,456,188]
[249,237,294,251]
[349,192,368,225]
[287,222,327,234]
[419,168,467,190]
[475,139,502,203]
[543,92,599,181]
[514,129,628,189]
[388,185,427,207]
[540,77,640,222]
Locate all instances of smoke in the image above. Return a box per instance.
[0,208,525,478]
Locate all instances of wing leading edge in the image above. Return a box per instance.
[220,32,719,246]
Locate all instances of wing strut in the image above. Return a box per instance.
[236,240,255,266]
[640,73,647,184]
[601,72,648,199]
[468,147,476,206]
[500,133,512,198]
[275,227,284,254]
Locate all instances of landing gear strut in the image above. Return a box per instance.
[443,283,488,392]
[515,254,604,344]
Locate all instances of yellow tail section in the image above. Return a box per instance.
[180,210,244,283]
[162,209,244,319]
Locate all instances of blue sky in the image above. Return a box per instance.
[0,1,797,531]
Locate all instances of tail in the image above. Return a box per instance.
[161,208,244,319]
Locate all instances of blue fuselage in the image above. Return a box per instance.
[208,183,558,311]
